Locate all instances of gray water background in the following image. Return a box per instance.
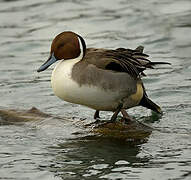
[0,0,191,179]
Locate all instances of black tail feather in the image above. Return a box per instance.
[150,62,171,65]
[139,95,162,114]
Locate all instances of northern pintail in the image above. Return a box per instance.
[37,31,170,121]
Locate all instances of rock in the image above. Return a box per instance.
[91,120,152,141]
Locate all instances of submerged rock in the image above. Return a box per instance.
[0,107,51,125]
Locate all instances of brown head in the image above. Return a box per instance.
[37,31,86,72]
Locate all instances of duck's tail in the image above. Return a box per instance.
[139,94,162,114]
[135,46,171,67]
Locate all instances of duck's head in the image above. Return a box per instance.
[37,31,86,72]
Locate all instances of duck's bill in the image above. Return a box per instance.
[37,53,57,72]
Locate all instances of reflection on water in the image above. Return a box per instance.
[46,138,148,179]
[0,0,191,179]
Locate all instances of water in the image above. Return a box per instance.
[0,0,191,179]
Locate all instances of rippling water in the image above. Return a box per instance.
[0,0,191,179]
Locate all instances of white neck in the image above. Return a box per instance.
[53,56,81,75]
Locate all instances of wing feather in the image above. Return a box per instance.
[84,47,170,79]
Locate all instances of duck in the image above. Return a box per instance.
[37,31,170,122]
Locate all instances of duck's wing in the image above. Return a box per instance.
[85,47,170,78]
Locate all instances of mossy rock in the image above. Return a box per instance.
[91,119,152,141]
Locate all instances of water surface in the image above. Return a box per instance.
[0,0,191,179]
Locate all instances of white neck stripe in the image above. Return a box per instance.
[77,36,84,60]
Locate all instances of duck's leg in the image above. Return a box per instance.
[94,110,100,119]
[110,103,123,122]
[120,109,134,122]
